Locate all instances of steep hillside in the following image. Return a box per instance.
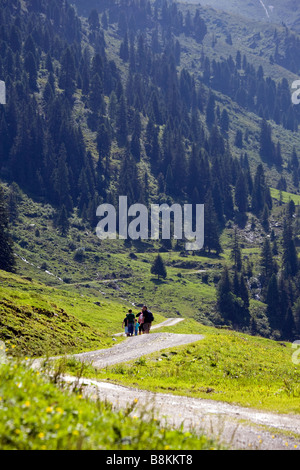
[1,0,300,343]
[0,269,128,356]
[186,0,300,32]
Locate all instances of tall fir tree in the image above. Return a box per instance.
[0,186,15,273]
[151,254,167,279]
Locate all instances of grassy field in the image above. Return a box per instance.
[0,361,223,450]
[270,188,300,205]
[0,269,167,356]
[63,319,300,415]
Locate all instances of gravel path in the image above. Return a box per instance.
[72,331,204,368]
[60,332,300,450]
[61,374,300,450]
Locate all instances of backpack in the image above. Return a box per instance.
[145,310,154,322]
[138,313,144,324]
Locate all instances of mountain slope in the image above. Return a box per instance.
[1,0,300,342]
[186,0,300,32]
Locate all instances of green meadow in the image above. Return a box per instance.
[0,361,223,450]
[63,319,300,415]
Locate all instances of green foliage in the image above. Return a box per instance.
[94,319,300,414]
[0,186,15,273]
[0,361,222,450]
[151,254,167,280]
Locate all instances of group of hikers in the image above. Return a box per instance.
[122,305,154,337]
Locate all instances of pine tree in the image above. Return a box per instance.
[118,151,140,207]
[151,254,167,279]
[239,275,250,310]
[24,52,38,91]
[260,238,275,289]
[206,93,215,128]
[217,266,236,322]
[59,47,76,101]
[204,190,222,254]
[234,129,243,149]
[53,145,73,212]
[266,273,280,330]
[88,9,100,31]
[116,93,128,147]
[259,119,275,163]
[120,32,129,62]
[235,170,248,213]
[282,214,298,278]
[56,205,70,236]
[261,203,270,232]
[252,164,267,215]
[231,228,242,272]
[220,108,229,135]
[0,186,15,273]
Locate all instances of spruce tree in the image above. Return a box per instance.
[204,190,222,254]
[235,170,248,213]
[56,205,70,236]
[252,164,267,215]
[205,93,215,128]
[266,273,280,330]
[239,275,250,310]
[220,108,229,135]
[116,93,128,147]
[259,119,275,163]
[0,186,15,273]
[231,228,242,272]
[217,266,237,323]
[151,254,167,279]
[260,238,275,289]
[282,214,298,278]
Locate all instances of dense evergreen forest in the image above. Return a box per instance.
[1,0,300,340]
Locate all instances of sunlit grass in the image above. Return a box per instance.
[0,361,224,450]
[69,319,300,415]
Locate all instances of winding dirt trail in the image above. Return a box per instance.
[72,331,203,368]
[60,331,300,450]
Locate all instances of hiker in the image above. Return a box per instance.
[136,310,144,335]
[126,309,135,337]
[141,305,154,334]
[122,313,129,337]
[134,318,139,336]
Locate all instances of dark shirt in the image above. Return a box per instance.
[127,313,135,324]
[143,310,152,323]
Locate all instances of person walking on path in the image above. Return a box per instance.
[122,313,129,337]
[126,309,135,337]
[136,310,144,335]
[141,305,154,334]
[134,318,139,336]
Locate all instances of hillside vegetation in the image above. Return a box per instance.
[0,0,300,368]
[0,360,223,450]
[88,319,300,415]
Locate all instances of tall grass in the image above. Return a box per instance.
[0,360,224,450]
